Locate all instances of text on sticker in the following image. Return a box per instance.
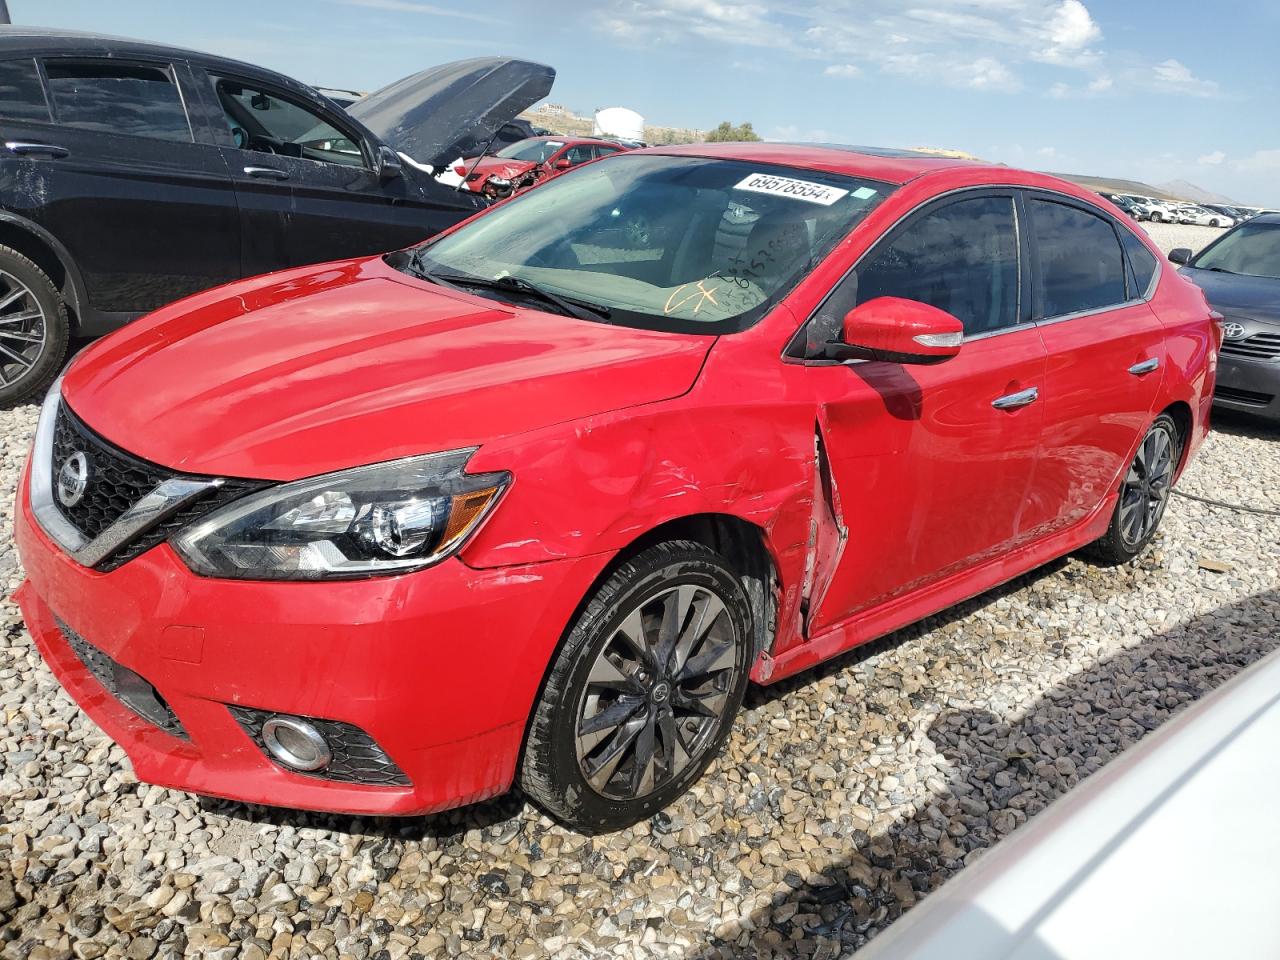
[734,173,850,206]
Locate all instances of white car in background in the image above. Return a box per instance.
[1176,205,1234,228]
[858,645,1280,960]
[1137,198,1182,222]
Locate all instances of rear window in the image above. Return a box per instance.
[1030,199,1127,318]
[1120,228,1158,298]
[0,57,50,122]
[45,60,191,142]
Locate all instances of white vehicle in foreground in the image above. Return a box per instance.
[860,645,1280,960]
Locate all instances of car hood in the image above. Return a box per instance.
[1179,266,1280,323]
[464,157,536,179]
[347,57,555,168]
[61,258,713,482]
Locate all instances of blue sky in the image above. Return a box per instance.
[18,0,1280,204]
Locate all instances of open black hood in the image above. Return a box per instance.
[347,57,555,168]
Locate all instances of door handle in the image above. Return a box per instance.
[5,140,70,159]
[1128,357,1160,376]
[992,386,1039,410]
[243,165,289,181]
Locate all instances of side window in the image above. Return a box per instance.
[595,145,621,159]
[1119,226,1158,298]
[564,145,594,166]
[853,195,1020,336]
[1029,199,1127,318]
[44,60,191,142]
[0,57,51,122]
[214,78,363,168]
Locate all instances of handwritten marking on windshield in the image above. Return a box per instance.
[664,280,721,315]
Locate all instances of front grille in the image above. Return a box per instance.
[229,706,411,786]
[58,619,188,739]
[51,403,265,571]
[1221,332,1280,362]
[1215,385,1274,407]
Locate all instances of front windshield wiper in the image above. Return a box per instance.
[1201,266,1239,274]
[410,259,611,323]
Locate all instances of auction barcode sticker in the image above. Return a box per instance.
[733,172,849,206]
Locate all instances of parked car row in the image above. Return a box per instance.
[0,26,557,403]
[1102,192,1262,227]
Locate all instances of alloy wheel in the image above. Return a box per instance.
[1119,424,1175,547]
[0,269,48,389]
[575,583,741,801]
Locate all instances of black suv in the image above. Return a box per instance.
[0,27,553,403]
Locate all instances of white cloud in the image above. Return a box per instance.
[1151,58,1219,96]
[823,63,861,78]
[1197,150,1226,166]
[591,0,1219,99]
[333,0,501,23]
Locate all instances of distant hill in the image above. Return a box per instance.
[1158,179,1242,205]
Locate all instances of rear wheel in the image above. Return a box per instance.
[520,541,752,832]
[0,245,69,406]
[1083,414,1179,565]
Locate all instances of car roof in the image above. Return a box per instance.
[0,25,293,83]
[637,141,991,185]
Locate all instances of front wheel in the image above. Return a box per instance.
[520,541,753,832]
[0,245,69,406]
[1083,414,1179,566]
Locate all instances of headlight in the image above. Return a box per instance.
[173,451,509,580]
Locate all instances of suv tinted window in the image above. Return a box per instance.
[45,60,191,142]
[1119,227,1158,297]
[0,57,50,122]
[854,195,1020,336]
[215,78,363,167]
[1031,199,1127,317]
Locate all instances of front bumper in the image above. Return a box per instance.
[1213,354,1280,421]
[15,468,610,816]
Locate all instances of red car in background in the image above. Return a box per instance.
[456,135,631,198]
[16,144,1217,833]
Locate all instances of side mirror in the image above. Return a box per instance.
[1168,248,1193,265]
[374,144,403,181]
[831,297,963,365]
[554,158,571,170]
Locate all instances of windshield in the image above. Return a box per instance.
[495,138,564,162]
[1192,221,1280,279]
[403,154,890,333]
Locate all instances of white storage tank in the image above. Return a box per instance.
[593,107,644,143]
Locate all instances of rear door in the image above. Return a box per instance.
[196,69,460,275]
[804,191,1048,632]
[3,54,239,314]
[1024,192,1167,536]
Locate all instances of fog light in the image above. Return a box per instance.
[261,716,332,772]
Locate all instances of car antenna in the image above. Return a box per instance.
[455,128,502,193]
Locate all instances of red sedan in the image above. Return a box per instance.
[455,135,630,198]
[16,143,1217,832]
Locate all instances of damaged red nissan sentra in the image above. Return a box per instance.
[15,143,1217,832]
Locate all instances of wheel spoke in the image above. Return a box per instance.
[0,328,42,343]
[674,684,728,719]
[584,714,646,792]
[587,653,642,693]
[0,342,34,369]
[654,585,694,672]
[579,694,644,742]
[657,709,691,779]
[630,713,657,796]
[0,309,40,325]
[613,608,657,671]
[0,288,25,312]
[676,635,735,682]
[670,590,725,676]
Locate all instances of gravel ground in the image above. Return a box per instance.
[1140,219,1226,256]
[2,279,1278,957]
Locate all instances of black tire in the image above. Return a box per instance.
[520,540,753,833]
[0,245,69,406]
[1082,414,1180,566]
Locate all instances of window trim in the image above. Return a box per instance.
[210,72,372,170]
[38,54,195,144]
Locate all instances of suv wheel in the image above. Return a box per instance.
[1083,414,1179,566]
[521,541,752,832]
[0,245,69,406]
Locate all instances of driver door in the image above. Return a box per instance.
[801,191,1049,634]
[193,67,445,274]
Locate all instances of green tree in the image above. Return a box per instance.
[704,121,762,143]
